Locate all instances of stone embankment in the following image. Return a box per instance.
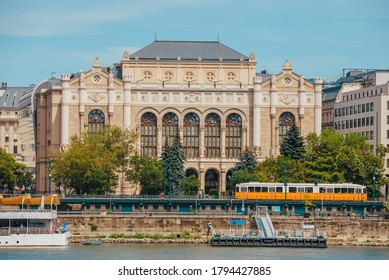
[58,213,389,247]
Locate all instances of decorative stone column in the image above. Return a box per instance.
[221,126,226,158]
[108,73,115,124]
[123,75,132,129]
[61,74,70,145]
[314,78,324,134]
[253,76,262,147]
[298,75,305,130]
[79,71,86,134]
[157,125,162,157]
[270,75,277,156]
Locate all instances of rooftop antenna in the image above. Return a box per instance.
[217,33,220,42]
[155,33,157,41]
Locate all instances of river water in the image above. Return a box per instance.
[1,243,388,260]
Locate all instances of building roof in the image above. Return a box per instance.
[130,40,249,62]
[322,85,341,102]
[0,86,33,109]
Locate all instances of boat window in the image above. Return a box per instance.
[262,187,268,193]
[305,187,313,193]
[341,188,348,193]
[288,187,297,193]
[298,187,304,193]
[348,188,355,194]
[255,187,261,192]
[248,187,255,192]
[334,188,341,193]
[269,187,275,192]
[276,187,283,193]
[327,188,333,193]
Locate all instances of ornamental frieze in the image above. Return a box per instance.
[279,95,296,105]
[88,92,106,102]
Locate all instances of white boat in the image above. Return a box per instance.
[0,195,69,246]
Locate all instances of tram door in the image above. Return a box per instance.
[205,170,219,194]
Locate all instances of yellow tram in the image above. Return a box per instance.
[235,182,367,202]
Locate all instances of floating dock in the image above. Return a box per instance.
[209,206,327,248]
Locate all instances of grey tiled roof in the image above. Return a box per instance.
[130,40,249,61]
[322,85,341,102]
[0,86,33,109]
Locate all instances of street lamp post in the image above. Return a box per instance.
[372,165,376,203]
[48,159,53,195]
[283,161,287,214]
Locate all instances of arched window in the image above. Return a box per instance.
[162,113,178,146]
[279,112,295,144]
[88,109,105,134]
[205,169,219,194]
[226,113,242,158]
[183,113,199,158]
[205,113,221,158]
[141,113,157,157]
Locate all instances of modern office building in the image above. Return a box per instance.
[333,70,389,176]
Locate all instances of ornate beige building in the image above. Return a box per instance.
[35,41,323,194]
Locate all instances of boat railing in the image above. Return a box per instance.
[0,209,57,213]
[213,229,327,239]
[0,226,52,236]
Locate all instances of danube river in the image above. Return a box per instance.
[1,243,389,260]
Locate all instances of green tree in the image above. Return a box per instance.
[16,171,34,191]
[182,175,200,195]
[229,169,259,192]
[232,148,258,173]
[161,132,186,196]
[52,126,136,194]
[0,147,26,191]
[280,122,305,160]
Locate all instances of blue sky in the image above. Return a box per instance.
[1,0,388,86]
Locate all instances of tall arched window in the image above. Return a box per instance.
[226,113,242,158]
[205,113,221,158]
[88,109,105,134]
[279,112,295,144]
[141,112,157,157]
[183,113,199,158]
[162,113,178,146]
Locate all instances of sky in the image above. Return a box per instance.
[1,0,388,86]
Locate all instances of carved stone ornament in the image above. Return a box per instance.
[279,95,295,105]
[185,93,199,103]
[89,92,105,102]
[253,146,261,158]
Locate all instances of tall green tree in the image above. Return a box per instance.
[232,147,258,173]
[0,147,27,191]
[182,175,200,195]
[126,156,164,195]
[280,122,305,160]
[161,132,186,195]
[52,126,136,194]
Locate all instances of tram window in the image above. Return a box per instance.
[262,187,268,193]
[269,187,275,192]
[327,188,333,193]
[289,187,297,193]
[363,188,367,194]
[248,187,255,192]
[356,189,361,194]
[334,188,341,193]
[305,187,313,193]
[319,187,326,193]
[348,188,354,194]
[341,188,348,193]
[255,187,261,192]
[241,187,247,192]
[276,187,283,193]
[298,187,304,193]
